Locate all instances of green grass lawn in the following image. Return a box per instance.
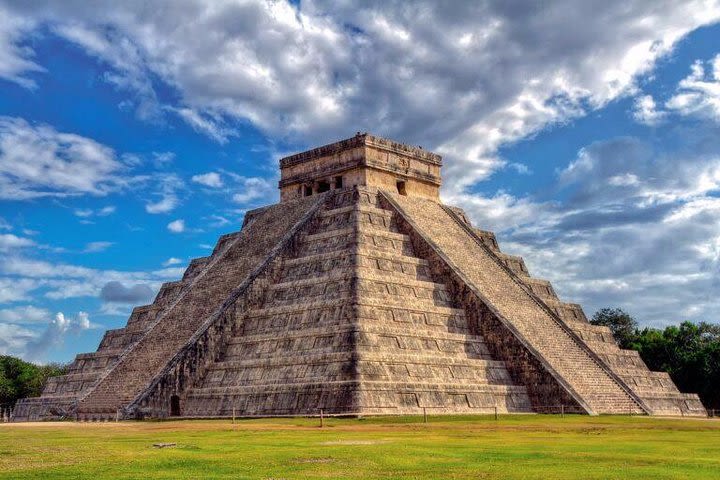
[1,415,718,479]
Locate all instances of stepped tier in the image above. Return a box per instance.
[383,192,649,415]
[13,133,705,420]
[172,192,531,418]
[464,209,705,416]
[12,195,322,421]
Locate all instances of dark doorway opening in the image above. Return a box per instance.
[396,180,407,196]
[170,395,181,417]
[334,176,343,189]
[303,185,313,196]
[317,181,331,193]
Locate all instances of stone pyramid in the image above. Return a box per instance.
[13,134,706,421]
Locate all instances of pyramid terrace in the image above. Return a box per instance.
[12,134,706,421]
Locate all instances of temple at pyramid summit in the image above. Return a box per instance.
[13,133,706,421]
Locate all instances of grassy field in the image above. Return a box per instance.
[1,415,719,479]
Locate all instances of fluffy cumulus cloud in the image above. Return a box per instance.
[191,172,223,188]
[666,54,720,121]
[23,311,92,361]
[231,175,275,205]
[167,219,185,233]
[0,307,93,361]
[1,1,717,191]
[145,174,183,214]
[0,233,35,251]
[632,95,666,126]
[0,116,130,200]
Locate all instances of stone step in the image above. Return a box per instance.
[189,380,527,397]
[519,277,558,303]
[496,253,530,277]
[240,298,467,336]
[227,324,484,346]
[318,204,394,219]
[299,226,414,256]
[280,247,432,282]
[213,350,506,372]
[473,229,500,251]
[265,270,452,309]
[356,273,453,307]
[313,204,397,233]
[182,256,211,282]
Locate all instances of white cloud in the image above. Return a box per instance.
[192,172,224,188]
[145,174,183,214]
[632,95,666,125]
[0,116,127,200]
[167,219,185,233]
[83,241,113,253]
[508,162,532,175]
[73,209,93,218]
[1,309,94,361]
[0,233,35,251]
[666,54,720,121]
[162,257,183,266]
[0,277,38,303]
[23,311,93,362]
[0,6,43,89]
[74,205,116,218]
[0,255,182,304]
[152,151,175,167]
[0,217,11,230]
[468,134,720,327]
[54,22,161,121]
[171,108,236,144]
[1,1,716,188]
[146,196,178,214]
[0,305,50,325]
[0,322,37,358]
[231,176,275,205]
[209,214,231,228]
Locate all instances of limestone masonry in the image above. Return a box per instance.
[13,133,706,420]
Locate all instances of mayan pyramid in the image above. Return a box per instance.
[13,134,706,421]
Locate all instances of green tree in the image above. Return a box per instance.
[590,310,720,411]
[0,356,68,408]
[590,307,638,348]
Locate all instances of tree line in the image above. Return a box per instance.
[0,356,67,409]
[591,308,720,410]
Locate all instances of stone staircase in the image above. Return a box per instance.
[11,281,187,420]
[64,196,320,420]
[455,206,704,415]
[382,191,649,415]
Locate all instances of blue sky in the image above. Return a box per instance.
[1,1,720,364]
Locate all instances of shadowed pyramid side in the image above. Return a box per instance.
[381,191,649,415]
